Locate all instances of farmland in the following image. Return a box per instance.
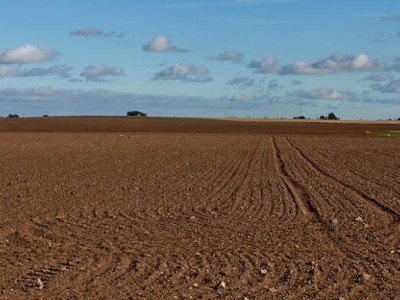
[0,117,399,299]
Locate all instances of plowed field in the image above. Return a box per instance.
[0,118,399,299]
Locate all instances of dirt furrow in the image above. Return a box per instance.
[271,136,316,221]
[285,137,399,223]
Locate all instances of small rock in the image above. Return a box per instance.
[331,218,339,225]
[363,273,372,281]
[269,287,279,293]
[218,281,226,289]
[193,283,199,288]
[355,216,363,222]
[339,297,345,300]
[36,278,44,290]
[260,269,268,275]
[189,216,196,221]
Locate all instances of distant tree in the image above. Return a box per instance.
[7,114,19,118]
[43,114,49,117]
[319,115,326,120]
[327,112,338,120]
[293,116,306,119]
[127,110,147,117]
[398,117,400,121]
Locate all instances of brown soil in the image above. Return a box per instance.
[1,116,399,135]
[0,117,399,299]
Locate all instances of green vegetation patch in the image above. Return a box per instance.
[366,131,400,138]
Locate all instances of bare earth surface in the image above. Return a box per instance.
[0,117,399,299]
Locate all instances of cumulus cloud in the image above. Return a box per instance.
[288,88,357,100]
[248,56,280,73]
[279,53,384,75]
[70,28,124,38]
[0,44,57,64]
[0,66,19,77]
[143,35,189,53]
[248,53,385,75]
[287,87,400,106]
[211,50,244,63]
[153,63,212,82]
[17,65,73,78]
[226,76,255,87]
[81,65,124,82]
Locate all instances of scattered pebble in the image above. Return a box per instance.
[218,281,226,289]
[193,283,199,288]
[36,278,44,290]
[355,216,363,222]
[260,269,268,275]
[363,273,372,281]
[332,218,339,225]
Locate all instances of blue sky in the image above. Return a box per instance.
[1,0,400,119]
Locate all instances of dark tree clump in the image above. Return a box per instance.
[320,113,339,120]
[127,110,147,117]
[7,114,19,118]
[327,112,338,120]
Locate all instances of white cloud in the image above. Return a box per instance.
[279,53,384,75]
[0,44,57,64]
[153,63,212,82]
[248,53,385,75]
[143,35,189,53]
[248,56,280,73]
[81,65,125,82]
